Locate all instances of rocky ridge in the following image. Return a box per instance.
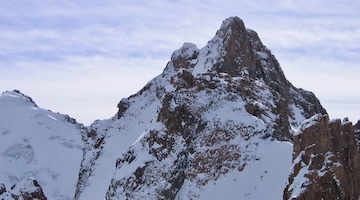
[284,114,360,199]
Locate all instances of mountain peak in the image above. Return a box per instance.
[169,16,283,83]
[217,16,246,41]
[1,90,38,107]
[220,16,244,27]
[214,17,274,79]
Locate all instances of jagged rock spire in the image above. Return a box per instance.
[215,17,288,88]
[215,16,253,75]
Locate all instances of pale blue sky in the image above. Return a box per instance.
[1,0,359,125]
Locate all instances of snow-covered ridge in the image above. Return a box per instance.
[0,90,85,200]
[1,90,38,107]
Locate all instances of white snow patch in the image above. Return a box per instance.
[172,42,199,59]
[192,34,224,76]
[295,114,323,136]
[47,114,58,121]
[288,160,311,199]
[256,51,268,59]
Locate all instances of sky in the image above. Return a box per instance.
[0,0,359,125]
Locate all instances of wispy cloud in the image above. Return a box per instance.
[1,0,359,124]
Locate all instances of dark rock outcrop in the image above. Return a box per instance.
[355,120,360,150]
[0,183,6,195]
[284,114,360,199]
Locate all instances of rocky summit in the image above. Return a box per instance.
[0,16,358,200]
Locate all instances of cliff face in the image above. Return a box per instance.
[284,114,360,199]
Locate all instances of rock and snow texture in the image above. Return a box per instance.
[75,16,327,199]
[0,178,47,200]
[284,114,360,199]
[0,90,85,200]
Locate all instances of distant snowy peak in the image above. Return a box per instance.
[0,90,80,125]
[1,90,38,108]
[0,90,85,199]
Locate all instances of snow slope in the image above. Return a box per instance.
[75,74,172,200]
[0,90,85,200]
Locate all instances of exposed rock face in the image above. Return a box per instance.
[284,114,360,199]
[75,17,327,199]
[0,179,47,200]
[355,120,360,131]
[355,120,360,150]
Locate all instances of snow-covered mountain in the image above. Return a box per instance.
[75,16,326,199]
[1,16,359,200]
[0,90,85,199]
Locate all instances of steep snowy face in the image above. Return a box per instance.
[0,90,85,200]
[76,16,327,200]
